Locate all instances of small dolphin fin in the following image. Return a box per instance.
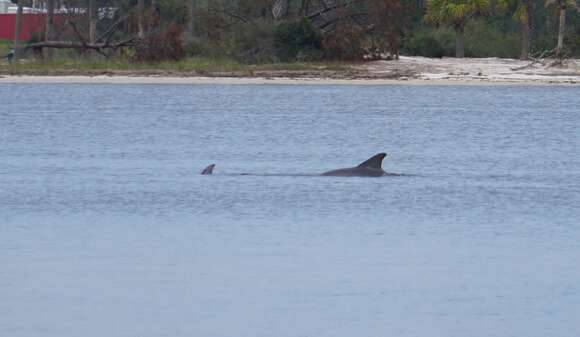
[201,164,215,175]
[357,153,386,169]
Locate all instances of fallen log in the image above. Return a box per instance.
[23,38,137,50]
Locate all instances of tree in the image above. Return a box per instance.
[425,0,489,57]
[89,0,97,43]
[45,0,55,59]
[518,0,532,59]
[368,0,413,59]
[13,0,23,60]
[138,0,145,38]
[299,0,312,15]
[500,0,532,59]
[545,0,578,57]
[187,0,197,42]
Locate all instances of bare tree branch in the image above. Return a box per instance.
[96,16,129,44]
[68,20,89,49]
[306,0,366,19]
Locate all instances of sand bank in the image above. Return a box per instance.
[0,75,578,85]
[1,56,579,85]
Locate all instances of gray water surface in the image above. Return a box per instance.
[1,84,579,337]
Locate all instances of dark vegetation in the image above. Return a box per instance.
[5,0,580,65]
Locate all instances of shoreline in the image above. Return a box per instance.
[1,74,579,85]
[2,56,580,85]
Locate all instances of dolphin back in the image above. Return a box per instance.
[200,153,388,177]
[321,153,387,177]
[321,167,384,177]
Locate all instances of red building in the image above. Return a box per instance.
[0,14,46,41]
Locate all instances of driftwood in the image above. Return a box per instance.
[21,16,136,57]
[511,48,568,71]
[25,38,137,50]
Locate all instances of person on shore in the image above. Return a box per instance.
[4,49,15,64]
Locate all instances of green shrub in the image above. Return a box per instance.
[402,20,521,59]
[532,24,580,58]
[185,39,228,59]
[0,39,11,57]
[322,21,368,60]
[464,19,520,58]
[231,20,277,63]
[402,28,455,57]
[273,19,323,62]
[189,16,279,64]
[133,24,186,63]
[402,30,445,57]
[567,15,580,57]
[566,30,580,58]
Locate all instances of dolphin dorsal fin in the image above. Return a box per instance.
[201,164,215,175]
[357,153,386,169]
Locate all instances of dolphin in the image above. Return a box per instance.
[201,153,389,177]
[201,163,215,175]
[320,153,386,177]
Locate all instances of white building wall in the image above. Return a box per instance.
[0,0,12,14]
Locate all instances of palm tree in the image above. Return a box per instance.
[545,0,578,57]
[425,0,489,57]
[501,0,532,59]
[517,0,532,60]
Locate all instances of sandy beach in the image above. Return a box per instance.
[1,75,579,85]
[1,56,579,85]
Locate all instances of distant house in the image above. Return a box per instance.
[0,0,47,41]
[0,0,9,14]
[1,1,115,42]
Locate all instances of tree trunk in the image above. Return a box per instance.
[137,0,144,39]
[520,20,529,60]
[13,0,23,60]
[45,0,55,59]
[88,0,97,43]
[455,24,465,58]
[555,5,566,57]
[186,0,197,42]
[518,0,530,60]
[45,0,54,41]
[299,0,310,15]
[527,0,533,55]
[150,0,158,31]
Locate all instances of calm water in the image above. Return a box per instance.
[1,84,579,337]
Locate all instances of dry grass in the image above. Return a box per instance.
[0,55,352,77]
